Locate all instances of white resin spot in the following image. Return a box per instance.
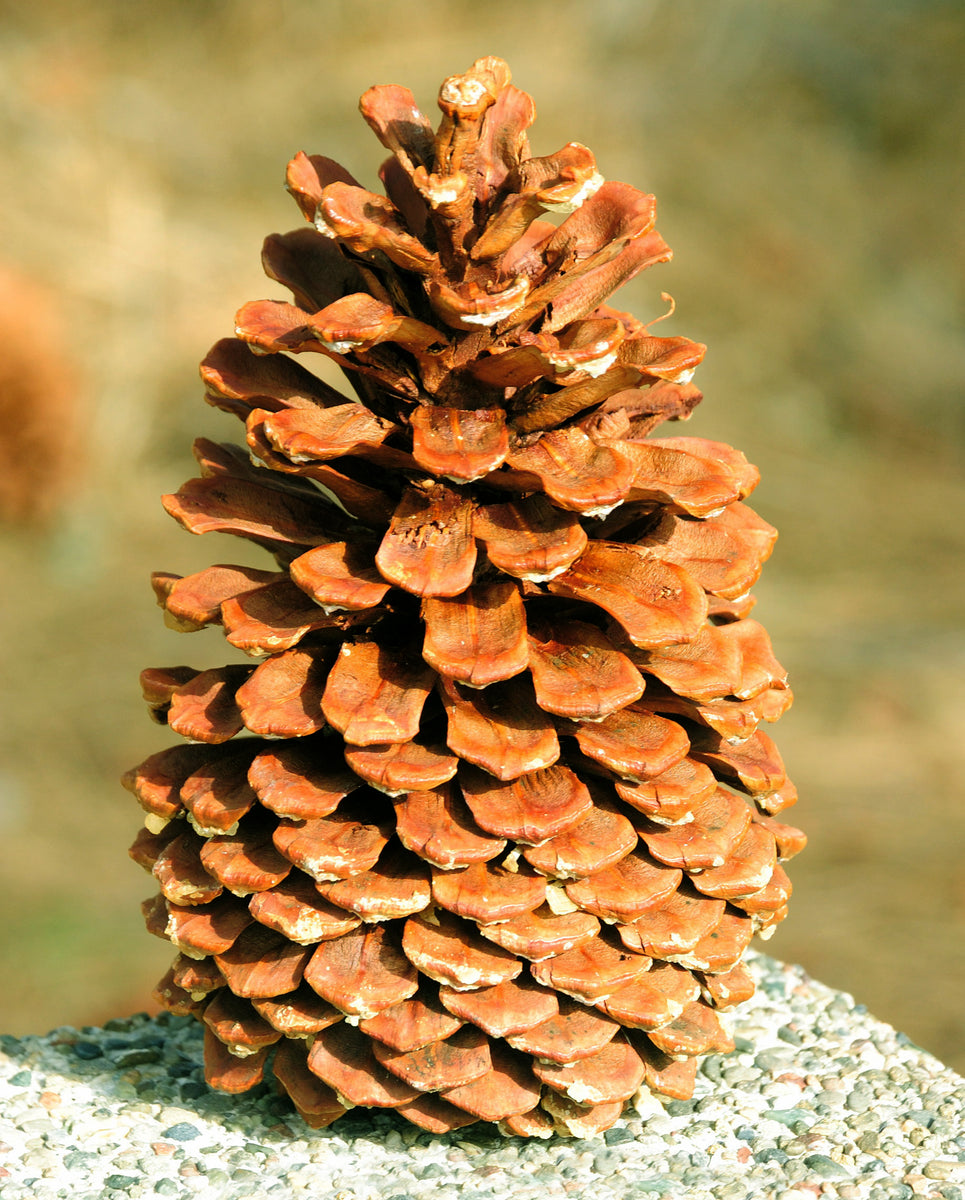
[440,78,488,107]
[542,170,605,213]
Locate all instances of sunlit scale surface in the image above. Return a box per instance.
[126,56,805,1138]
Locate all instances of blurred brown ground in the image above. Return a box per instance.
[0,0,962,1072]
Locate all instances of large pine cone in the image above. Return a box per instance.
[125,57,804,1138]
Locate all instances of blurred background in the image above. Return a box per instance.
[0,0,962,1072]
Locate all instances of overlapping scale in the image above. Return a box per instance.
[421,580,528,687]
[303,922,418,1017]
[199,809,293,895]
[459,763,591,844]
[506,997,619,1062]
[375,484,476,597]
[521,794,638,879]
[314,840,432,921]
[321,641,435,745]
[526,619,645,720]
[360,980,464,1051]
[438,975,559,1038]
[131,55,800,1138]
[373,1025,492,1093]
[530,934,652,1003]
[271,794,393,881]
[476,903,601,962]
[393,782,507,868]
[170,953,225,999]
[438,675,560,780]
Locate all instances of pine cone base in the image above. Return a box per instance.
[127,57,803,1138]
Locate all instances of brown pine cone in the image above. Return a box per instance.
[125,56,804,1138]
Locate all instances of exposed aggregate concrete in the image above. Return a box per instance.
[1,953,963,1200]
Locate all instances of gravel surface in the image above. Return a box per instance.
[1,951,963,1200]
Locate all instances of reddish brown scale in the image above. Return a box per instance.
[373,1025,493,1094]
[531,1033,647,1105]
[476,903,601,962]
[505,997,621,1063]
[303,922,419,1018]
[438,975,559,1039]
[394,782,508,869]
[359,980,465,1052]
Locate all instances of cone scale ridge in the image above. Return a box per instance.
[127,56,804,1138]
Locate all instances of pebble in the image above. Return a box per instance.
[159,1122,200,1141]
[104,1174,139,1188]
[844,1085,874,1112]
[72,1041,104,1060]
[113,1048,161,1068]
[0,952,962,1200]
[604,1128,636,1146]
[755,1049,796,1072]
[925,1162,965,1182]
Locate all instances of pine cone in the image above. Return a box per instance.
[126,57,804,1138]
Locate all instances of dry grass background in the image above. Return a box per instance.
[0,0,963,1072]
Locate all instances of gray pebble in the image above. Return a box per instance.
[783,1157,809,1182]
[714,1183,751,1199]
[722,1066,759,1085]
[114,1048,162,1068]
[605,1127,637,1145]
[845,1085,874,1112]
[105,1175,140,1189]
[16,1119,57,1136]
[805,1152,852,1179]
[22,1149,61,1171]
[103,1018,136,1032]
[64,1149,101,1169]
[593,1151,625,1173]
[765,1108,811,1128]
[700,1057,725,1083]
[532,1164,560,1181]
[902,1107,937,1127]
[72,1041,104,1059]
[160,1122,200,1141]
[754,1049,794,1072]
